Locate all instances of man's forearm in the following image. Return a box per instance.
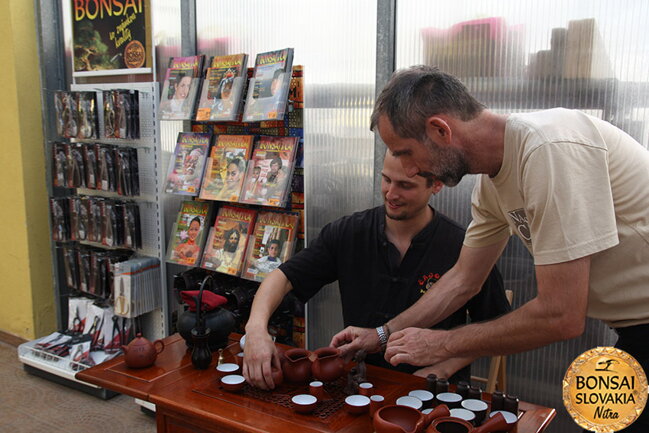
[245,269,293,333]
[443,296,583,359]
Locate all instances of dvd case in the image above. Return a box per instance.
[166,201,212,267]
[164,132,211,196]
[199,135,254,202]
[200,205,257,276]
[195,54,248,122]
[159,55,205,120]
[242,48,294,122]
[240,210,299,282]
[240,136,299,207]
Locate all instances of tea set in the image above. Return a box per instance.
[120,333,519,433]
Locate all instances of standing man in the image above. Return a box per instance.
[243,152,510,390]
[331,65,649,432]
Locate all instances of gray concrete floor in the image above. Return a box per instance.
[0,341,156,433]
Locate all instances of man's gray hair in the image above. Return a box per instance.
[370,65,485,140]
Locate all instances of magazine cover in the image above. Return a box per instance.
[159,55,204,120]
[200,205,257,275]
[241,211,299,282]
[159,68,201,120]
[240,136,299,207]
[164,132,211,196]
[166,201,211,266]
[242,48,294,122]
[195,54,248,122]
[71,0,152,76]
[199,135,254,202]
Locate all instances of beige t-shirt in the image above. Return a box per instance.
[465,108,649,327]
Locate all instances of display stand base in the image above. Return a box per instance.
[22,363,119,400]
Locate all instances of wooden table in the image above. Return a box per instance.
[77,334,555,433]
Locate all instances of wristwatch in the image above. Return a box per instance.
[376,325,389,348]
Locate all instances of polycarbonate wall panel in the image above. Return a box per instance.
[396,1,648,431]
[152,0,183,85]
[196,0,378,349]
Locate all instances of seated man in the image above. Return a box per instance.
[243,152,511,390]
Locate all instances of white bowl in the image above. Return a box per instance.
[292,394,317,413]
[220,374,245,392]
[396,395,423,410]
[450,408,476,422]
[216,363,240,374]
[489,410,519,424]
[239,334,246,350]
[408,389,434,403]
[292,394,317,405]
[345,394,370,414]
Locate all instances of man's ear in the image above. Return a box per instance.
[431,180,444,195]
[425,116,452,144]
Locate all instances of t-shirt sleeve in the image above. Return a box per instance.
[464,175,512,248]
[522,142,619,264]
[278,222,339,303]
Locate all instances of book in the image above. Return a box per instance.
[164,132,211,196]
[195,54,248,122]
[240,136,299,207]
[199,135,254,202]
[242,48,294,122]
[160,55,205,120]
[166,201,212,267]
[200,205,257,275]
[241,210,299,282]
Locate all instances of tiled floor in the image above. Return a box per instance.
[0,341,156,433]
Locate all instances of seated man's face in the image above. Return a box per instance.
[381,152,441,221]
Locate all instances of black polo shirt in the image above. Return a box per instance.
[279,206,510,380]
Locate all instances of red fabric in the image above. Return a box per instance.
[180,291,228,312]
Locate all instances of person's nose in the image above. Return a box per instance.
[385,183,399,201]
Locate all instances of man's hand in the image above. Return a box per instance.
[412,356,474,379]
[330,326,382,362]
[242,331,281,390]
[385,327,452,367]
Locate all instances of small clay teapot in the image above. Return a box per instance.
[311,347,345,382]
[122,333,165,369]
[281,348,312,384]
[374,404,450,433]
[426,412,510,433]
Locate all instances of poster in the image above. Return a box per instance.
[71,0,152,76]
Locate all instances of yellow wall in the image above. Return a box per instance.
[0,1,55,339]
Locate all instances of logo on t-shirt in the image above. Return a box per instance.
[418,272,441,295]
[507,208,532,244]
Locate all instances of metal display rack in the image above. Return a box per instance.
[20,81,168,397]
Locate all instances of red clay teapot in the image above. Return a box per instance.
[122,333,165,368]
[311,347,345,382]
[374,404,450,433]
[281,348,312,384]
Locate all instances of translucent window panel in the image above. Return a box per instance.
[396,2,646,431]
[151,0,183,84]
[196,0,378,349]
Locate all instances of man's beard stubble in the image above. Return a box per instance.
[423,136,469,187]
